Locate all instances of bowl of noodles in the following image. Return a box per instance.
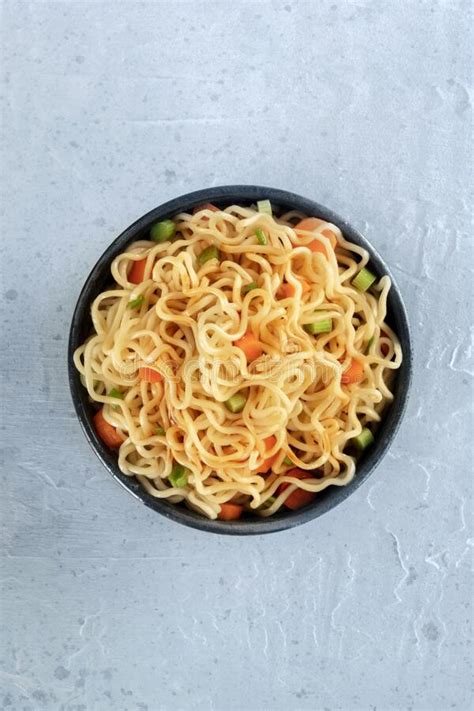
[68,186,412,534]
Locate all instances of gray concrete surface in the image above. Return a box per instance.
[1,1,472,709]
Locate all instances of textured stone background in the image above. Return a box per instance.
[1,1,472,710]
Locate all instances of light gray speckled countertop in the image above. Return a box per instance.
[1,1,472,710]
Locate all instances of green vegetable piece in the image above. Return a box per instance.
[150,219,176,243]
[108,388,124,410]
[225,393,247,413]
[255,228,267,245]
[169,463,189,488]
[352,267,376,292]
[264,496,276,506]
[128,294,145,309]
[257,199,272,216]
[155,426,165,436]
[304,318,332,335]
[198,245,220,266]
[242,282,258,295]
[283,456,293,466]
[353,427,374,450]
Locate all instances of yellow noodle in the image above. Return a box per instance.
[74,205,402,519]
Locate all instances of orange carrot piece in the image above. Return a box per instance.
[218,503,243,520]
[341,358,364,385]
[278,280,311,298]
[128,258,147,284]
[278,468,316,510]
[235,331,263,362]
[138,367,163,383]
[93,408,124,449]
[295,217,337,256]
[254,436,278,474]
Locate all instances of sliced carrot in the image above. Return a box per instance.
[138,366,163,383]
[278,468,316,510]
[340,358,365,385]
[193,203,219,214]
[278,280,311,298]
[128,258,147,284]
[218,503,243,520]
[235,331,263,362]
[254,436,278,474]
[93,408,124,449]
[295,217,337,256]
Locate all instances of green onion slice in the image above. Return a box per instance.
[255,228,267,245]
[283,456,293,466]
[155,426,165,436]
[150,219,176,243]
[198,245,220,266]
[169,463,189,488]
[352,267,376,292]
[304,318,332,335]
[225,393,247,413]
[353,427,374,450]
[242,282,258,295]
[128,294,145,309]
[108,388,124,409]
[257,199,272,216]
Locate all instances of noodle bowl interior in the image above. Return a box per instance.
[74,201,402,520]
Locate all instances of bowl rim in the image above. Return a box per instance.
[68,185,413,535]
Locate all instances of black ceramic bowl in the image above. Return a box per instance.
[68,186,412,535]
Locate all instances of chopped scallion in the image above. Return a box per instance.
[255,228,267,245]
[352,267,376,292]
[198,245,220,266]
[263,496,276,506]
[108,388,124,410]
[150,219,176,243]
[353,427,374,450]
[283,456,293,466]
[225,392,247,413]
[128,294,145,309]
[155,426,165,436]
[242,282,258,295]
[257,199,272,216]
[169,463,189,488]
[304,318,332,335]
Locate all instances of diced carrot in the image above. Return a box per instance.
[235,331,263,362]
[193,203,219,214]
[340,358,365,385]
[278,468,316,510]
[295,217,337,256]
[278,280,310,298]
[138,367,163,383]
[218,503,243,520]
[128,258,147,284]
[93,408,124,449]
[254,436,278,474]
